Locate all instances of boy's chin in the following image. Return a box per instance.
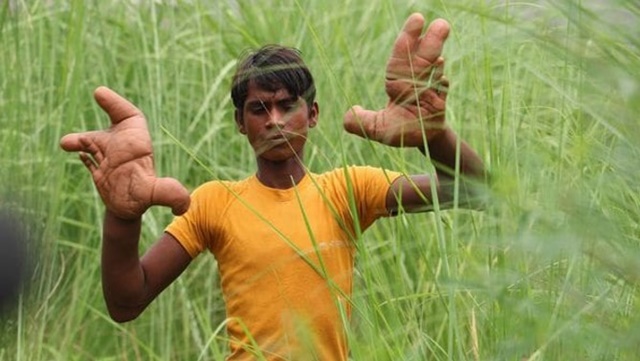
[255,147,299,162]
[253,139,304,162]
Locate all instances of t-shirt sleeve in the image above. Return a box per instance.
[346,166,403,231]
[165,182,219,258]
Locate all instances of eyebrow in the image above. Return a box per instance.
[245,96,298,108]
[245,99,266,108]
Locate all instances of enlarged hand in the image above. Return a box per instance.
[344,13,450,147]
[60,87,190,220]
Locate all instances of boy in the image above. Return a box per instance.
[60,13,484,361]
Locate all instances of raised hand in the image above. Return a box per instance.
[344,13,450,147]
[60,87,190,220]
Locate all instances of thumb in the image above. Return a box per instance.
[93,86,144,125]
[151,177,191,216]
[343,106,382,140]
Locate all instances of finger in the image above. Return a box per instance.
[430,57,445,80]
[416,18,450,63]
[93,86,144,125]
[437,76,449,101]
[78,136,105,164]
[343,106,381,139]
[417,88,447,115]
[151,177,191,216]
[413,56,445,83]
[391,13,425,60]
[79,152,98,173]
[60,130,101,152]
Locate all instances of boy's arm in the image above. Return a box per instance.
[343,14,485,213]
[60,87,192,321]
[386,128,485,213]
[101,212,191,322]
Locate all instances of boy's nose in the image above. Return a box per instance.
[266,110,286,128]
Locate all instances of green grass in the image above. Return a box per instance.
[1,0,639,360]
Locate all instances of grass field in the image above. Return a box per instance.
[1,0,639,360]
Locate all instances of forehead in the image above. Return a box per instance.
[245,80,294,103]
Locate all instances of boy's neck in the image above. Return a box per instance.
[255,156,306,189]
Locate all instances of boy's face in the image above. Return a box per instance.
[236,81,318,162]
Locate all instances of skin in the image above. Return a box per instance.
[345,14,484,212]
[235,82,319,188]
[59,88,191,220]
[59,13,484,322]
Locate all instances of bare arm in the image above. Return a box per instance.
[60,87,192,322]
[101,212,191,322]
[386,127,485,213]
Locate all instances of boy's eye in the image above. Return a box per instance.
[282,100,299,112]
[249,105,267,114]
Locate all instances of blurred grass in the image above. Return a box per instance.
[0,0,639,360]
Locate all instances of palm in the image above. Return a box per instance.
[60,87,190,220]
[344,14,450,147]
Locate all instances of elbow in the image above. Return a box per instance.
[102,285,150,323]
[443,175,490,211]
[459,186,491,211]
[106,303,144,323]
[109,312,138,324]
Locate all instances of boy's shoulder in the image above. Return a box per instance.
[314,165,399,182]
[190,176,253,199]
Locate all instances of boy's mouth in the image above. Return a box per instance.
[266,129,294,141]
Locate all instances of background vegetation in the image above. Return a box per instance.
[1,0,639,360]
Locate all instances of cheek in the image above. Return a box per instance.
[244,119,263,135]
[286,115,310,132]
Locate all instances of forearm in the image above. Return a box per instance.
[422,127,484,178]
[101,210,148,321]
[420,128,486,208]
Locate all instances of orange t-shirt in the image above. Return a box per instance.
[165,166,402,360]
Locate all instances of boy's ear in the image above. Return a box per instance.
[235,109,246,134]
[308,102,319,128]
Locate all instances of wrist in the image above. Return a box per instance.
[105,209,143,224]
[418,128,454,154]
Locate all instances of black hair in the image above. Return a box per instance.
[231,45,316,113]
